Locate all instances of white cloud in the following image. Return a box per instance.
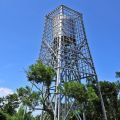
[0,88,13,97]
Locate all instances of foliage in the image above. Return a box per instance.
[99,81,120,119]
[60,80,120,120]
[25,60,55,120]
[0,60,120,120]
[0,111,10,120]
[17,86,40,110]
[0,93,19,116]
[116,72,120,78]
[26,60,56,87]
[62,81,86,103]
[11,106,35,120]
[61,81,98,103]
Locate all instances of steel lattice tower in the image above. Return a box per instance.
[39,5,107,120]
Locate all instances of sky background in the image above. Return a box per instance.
[0,0,120,95]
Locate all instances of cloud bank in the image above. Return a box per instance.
[0,87,13,97]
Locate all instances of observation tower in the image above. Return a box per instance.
[39,5,107,120]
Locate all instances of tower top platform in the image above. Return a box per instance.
[47,5,82,18]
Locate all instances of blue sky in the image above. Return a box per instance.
[0,0,120,94]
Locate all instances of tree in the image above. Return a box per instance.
[25,60,56,120]
[116,72,120,78]
[0,60,55,120]
[27,60,55,87]
[99,81,120,120]
[11,106,35,120]
[60,81,98,119]
[0,111,8,120]
[17,86,40,111]
[0,93,19,116]
[1,59,119,119]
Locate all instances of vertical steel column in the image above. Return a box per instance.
[97,81,108,120]
[54,6,62,120]
[81,15,108,120]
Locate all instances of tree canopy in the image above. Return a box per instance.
[0,60,120,120]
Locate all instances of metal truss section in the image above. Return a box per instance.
[39,5,107,120]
